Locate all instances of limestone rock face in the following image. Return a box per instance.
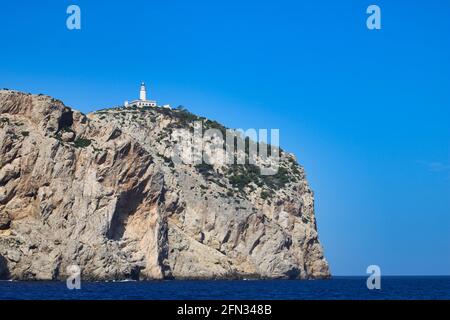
[0,90,330,280]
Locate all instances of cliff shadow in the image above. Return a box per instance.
[0,255,10,280]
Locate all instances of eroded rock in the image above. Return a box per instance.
[0,90,330,280]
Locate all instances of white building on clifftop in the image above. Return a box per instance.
[124,82,157,107]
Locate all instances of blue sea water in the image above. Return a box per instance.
[0,277,449,300]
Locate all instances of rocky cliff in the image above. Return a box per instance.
[0,90,330,280]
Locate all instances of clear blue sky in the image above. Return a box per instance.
[1,0,449,276]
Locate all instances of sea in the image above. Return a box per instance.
[0,276,449,300]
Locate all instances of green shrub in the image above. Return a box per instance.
[212,179,227,188]
[74,138,92,148]
[195,163,214,176]
[228,174,250,190]
[264,166,290,189]
[260,190,271,200]
[0,117,9,124]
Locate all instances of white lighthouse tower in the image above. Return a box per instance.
[140,82,147,101]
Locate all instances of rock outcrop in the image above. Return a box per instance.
[0,90,330,280]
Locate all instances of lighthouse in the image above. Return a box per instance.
[140,82,147,101]
[126,82,157,108]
